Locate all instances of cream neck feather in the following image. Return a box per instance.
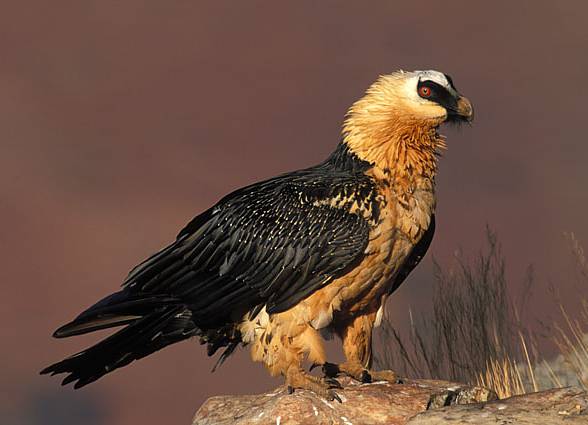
[341,75,446,180]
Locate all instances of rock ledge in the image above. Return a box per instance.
[194,377,588,424]
[193,377,500,424]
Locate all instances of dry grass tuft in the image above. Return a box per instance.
[375,228,588,398]
[476,357,525,398]
[553,302,588,389]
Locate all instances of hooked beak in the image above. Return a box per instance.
[455,96,474,122]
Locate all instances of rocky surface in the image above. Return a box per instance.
[192,377,497,425]
[409,386,588,424]
[193,378,588,424]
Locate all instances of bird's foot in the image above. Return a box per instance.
[286,367,342,402]
[321,361,401,384]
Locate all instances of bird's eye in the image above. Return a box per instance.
[419,86,432,98]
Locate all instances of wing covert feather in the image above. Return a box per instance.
[123,173,372,325]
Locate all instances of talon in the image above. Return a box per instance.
[324,377,342,389]
[360,369,372,383]
[322,362,340,377]
[330,391,343,403]
[287,385,294,394]
[395,377,404,384]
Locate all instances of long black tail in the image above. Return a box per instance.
[41,291,198,388]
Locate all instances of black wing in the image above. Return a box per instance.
[123,171,372,327]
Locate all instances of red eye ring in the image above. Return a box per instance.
[419,86,431,98]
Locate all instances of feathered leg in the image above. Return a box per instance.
[245,310,341,401]
[276,325,342,401]
[326,312,398,383]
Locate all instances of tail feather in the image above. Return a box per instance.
[42,294,198,388]
[53,291,179,338]
[53,314,141,338]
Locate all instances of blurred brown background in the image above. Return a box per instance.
[2,1,588,424]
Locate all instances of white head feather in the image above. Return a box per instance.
[396,69,458,105]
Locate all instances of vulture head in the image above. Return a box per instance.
[343,70,473,172]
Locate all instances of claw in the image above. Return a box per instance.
[329,390,343,403]
[322,362,340,377]
[287,385,294,394]
[360,370,372,383]
[324,377,343,389]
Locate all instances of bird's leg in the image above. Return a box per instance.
[261,320,342,401]
[286,365,342,402]
[324,313,399,383]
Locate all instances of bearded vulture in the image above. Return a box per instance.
[42,70,473,401]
